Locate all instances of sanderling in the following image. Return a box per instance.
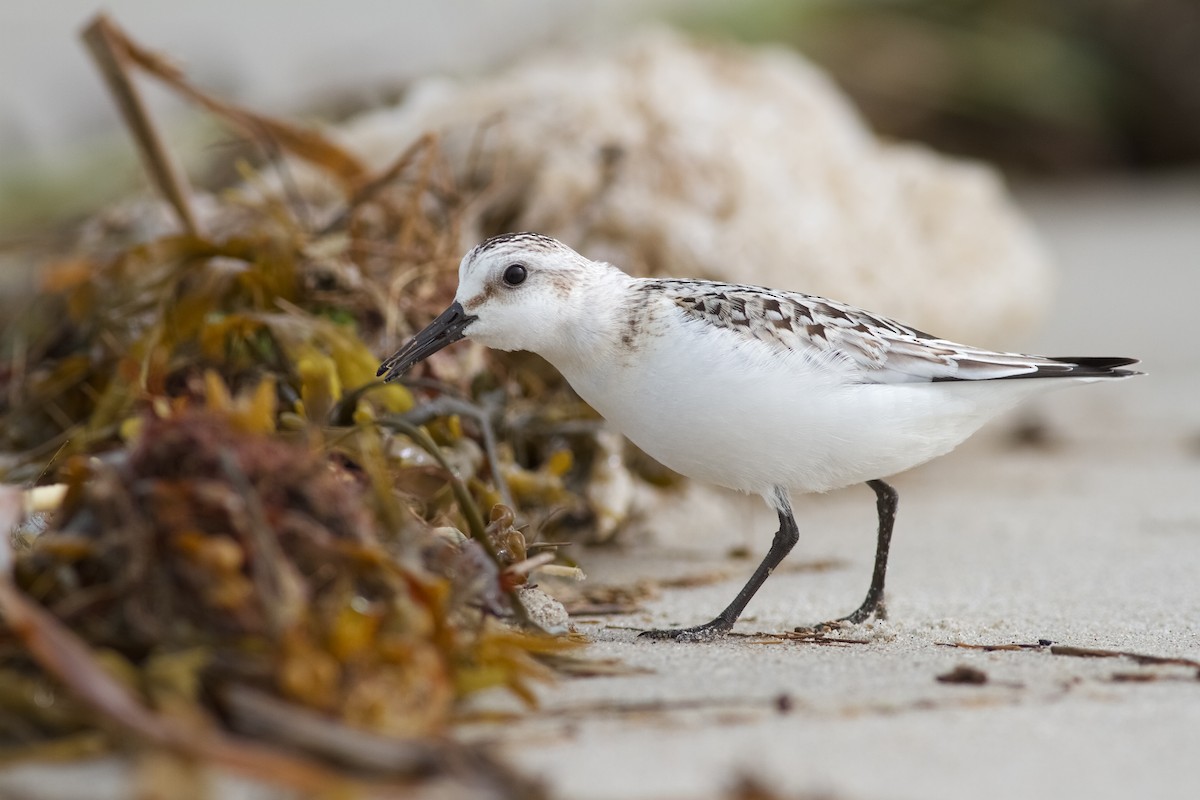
[378,232,1140,641]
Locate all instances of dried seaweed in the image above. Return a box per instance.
[937,640,1200,686]
[0,13,669,793]
[938,640,1200,669]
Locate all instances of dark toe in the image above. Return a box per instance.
[638,622,731,642]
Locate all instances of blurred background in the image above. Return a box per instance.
[3,0,1198,240]
[0,0,647,239]
[687,0,1200,173]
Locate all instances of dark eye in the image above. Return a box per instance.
[502,264,527,286]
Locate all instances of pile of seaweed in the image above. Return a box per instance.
[0,15,662,796]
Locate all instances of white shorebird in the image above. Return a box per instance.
[379,232,1139,641]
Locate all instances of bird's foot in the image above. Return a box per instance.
[639,619,733,642]
[796,599,886,634]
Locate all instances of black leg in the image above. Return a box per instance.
[832,478,898,625]
[641,487,799,642]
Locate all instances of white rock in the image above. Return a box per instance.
[516,585,570,633]
[335,29,1053,345]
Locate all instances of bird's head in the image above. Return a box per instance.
[377,233,621,381]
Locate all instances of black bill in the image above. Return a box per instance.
[376,301,476,383]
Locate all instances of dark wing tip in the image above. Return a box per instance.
[1046,356,1142,378]
[930,355,1143,383]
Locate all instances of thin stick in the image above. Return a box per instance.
[82,13,368,197]
[81,14,201,237]
[101,16,366,189]
[379,417,541,632]
[396,393,515,511]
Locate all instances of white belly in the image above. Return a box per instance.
[556,328,1048,497]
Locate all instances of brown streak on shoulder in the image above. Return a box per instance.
[620,283,664,352]
[620,308,640,349]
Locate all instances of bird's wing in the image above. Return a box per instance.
[659,281,1137,384]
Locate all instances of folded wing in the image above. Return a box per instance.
[663,281,1141,384]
